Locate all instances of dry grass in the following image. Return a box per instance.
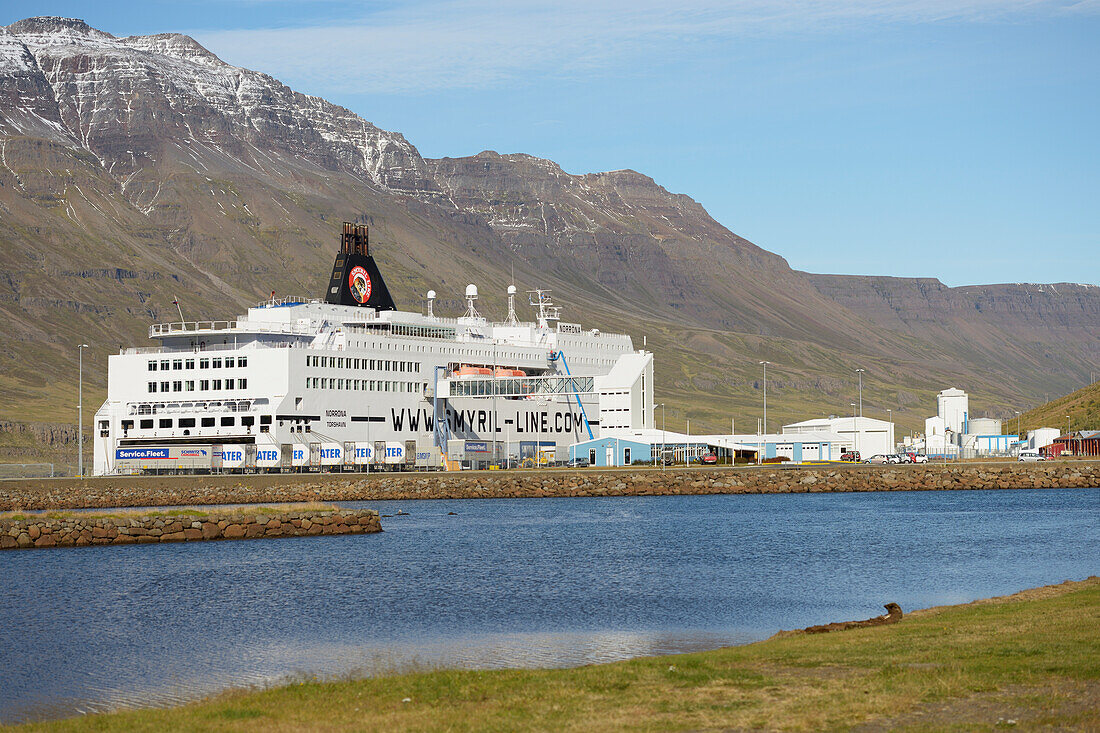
[10,577,1099,731]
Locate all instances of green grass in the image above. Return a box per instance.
[10,578,1098,731]
[1017,380,1100,434]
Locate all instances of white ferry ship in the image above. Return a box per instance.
[93,223,653,474]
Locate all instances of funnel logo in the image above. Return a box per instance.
[349,266,372,303]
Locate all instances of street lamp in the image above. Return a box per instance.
[855,368,865,418]
[851,403,859,459]
[657,403,666,470]
[759,361,770,435]
[78,344,89,478]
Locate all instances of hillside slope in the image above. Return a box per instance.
[0,16,1097,472]
[1016,380,1100,434]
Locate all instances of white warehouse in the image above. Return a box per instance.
[782,416,896,459]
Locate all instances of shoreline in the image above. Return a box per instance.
[2,461,1098,511]
[10,576,1098,731]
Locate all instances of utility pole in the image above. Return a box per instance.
[759,361,770,435]
[78,344,88,478]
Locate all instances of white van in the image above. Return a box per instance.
[1018,450,1046,462]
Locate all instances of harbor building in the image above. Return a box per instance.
[781,416,894,459]
[570,429,844,466]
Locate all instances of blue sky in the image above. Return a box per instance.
[3,0,1097,286]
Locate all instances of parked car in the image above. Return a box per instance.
[1018,450,1046,462]
[840,451,861,462]
[565,457,590,467]
[700,454,718,465]
[866,454,891,464]
[912,453,929,464]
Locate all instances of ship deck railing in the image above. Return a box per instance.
[122,341,312,356]
[149,320,318,338]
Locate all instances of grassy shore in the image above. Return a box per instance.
[13,578,1099,731]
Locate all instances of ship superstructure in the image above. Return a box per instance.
[93,224,653,474]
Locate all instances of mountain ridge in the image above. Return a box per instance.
[1,16,1096,472]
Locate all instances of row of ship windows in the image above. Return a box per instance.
[306,378,425,393]
[122,415,273,430]
[307,355,421,372]
[148,357,247,371]
[147,379,248,393]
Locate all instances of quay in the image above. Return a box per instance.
[1,461,1097,512]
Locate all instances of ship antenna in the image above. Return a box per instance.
[426,290,436,318]
[172,296,185,323]
[506,285,519,325]
[527,288,560,328]
[463,284,481,319]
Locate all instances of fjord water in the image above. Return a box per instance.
[2,488,1097,723]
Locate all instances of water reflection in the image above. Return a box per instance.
[1,488,1097,723]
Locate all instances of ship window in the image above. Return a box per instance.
[200,379,209,390]
[226,379,235,389]
[200,358,209,369]
[241,416,255,427]
[212,358,222,368]
[186,359,195,369]
[221,417,235,427]
[179,418,196,428]
[238,357,247,368]
[186,380,194,391]
[213,379,222,390]
[260,425,269,433]
[122,420,134,430]
[159,418,173,428]
[173,381,183,392]
[148,362,157,371]
[148,382,157,393]
[173,359,183,370]
[202,417,215,427]
[160,381,170,392]
[140,419,154,429]
[226,357,235,368]
[161,360,170,370]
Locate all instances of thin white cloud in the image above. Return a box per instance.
[191,0,1095,94]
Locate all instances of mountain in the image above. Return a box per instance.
[1,16,1097,472]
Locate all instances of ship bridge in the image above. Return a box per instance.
[440,374,595,398]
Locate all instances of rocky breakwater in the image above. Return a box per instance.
[0,505,381,549]
[1,462,1098,511]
